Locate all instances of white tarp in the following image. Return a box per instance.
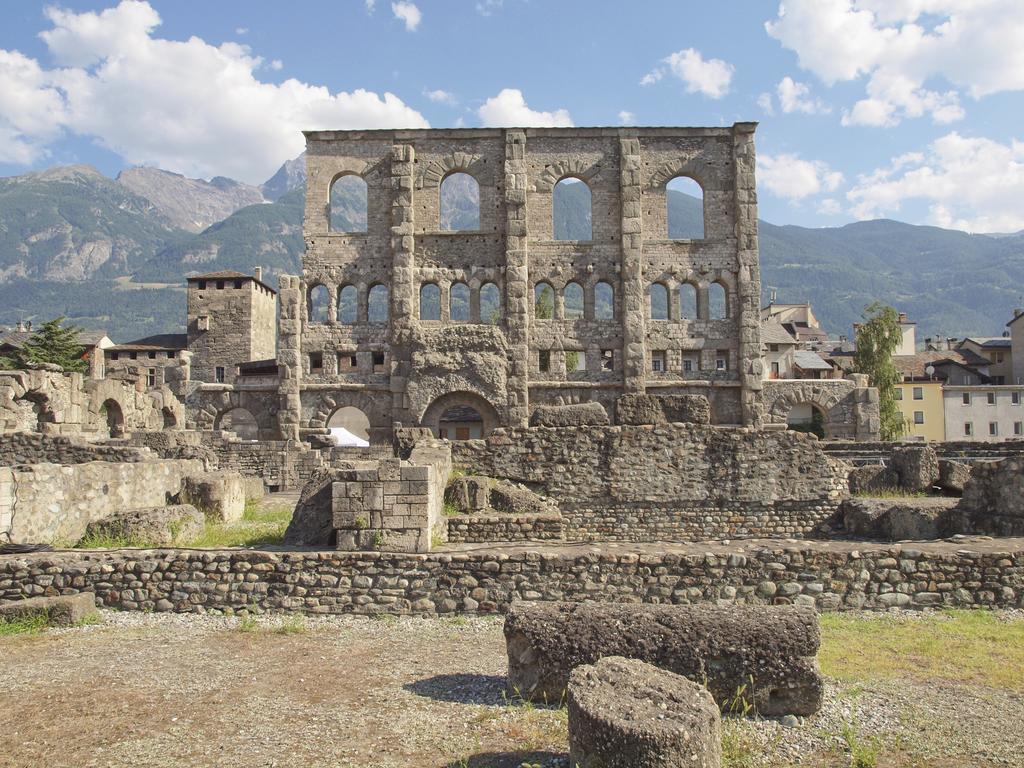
[327,426,369,447]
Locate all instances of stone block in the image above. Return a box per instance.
[83,505,203,547]
[848,464,898,495]
[505,602,823,716]
[937,459,971,495]
[616,393,711,426]
[569,657,721,768]
[0,592,97,626]
[529,402,609,428]
[891,445,939,493]
[840,497,960,540]
[182,472,245,522]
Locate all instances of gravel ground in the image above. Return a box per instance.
[1,611,1022,768]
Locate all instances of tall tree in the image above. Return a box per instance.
[853,302,905,441]
[3,317,89,373]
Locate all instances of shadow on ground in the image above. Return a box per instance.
[442,752,567,767]
[404,673,507,706]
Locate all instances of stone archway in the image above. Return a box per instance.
[101,398,125,438]
[421,391,500,440]
[304,389,392,444]
[764,380,853,440]
[214,407,259,440]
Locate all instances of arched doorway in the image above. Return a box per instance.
[786,402,826,438]
[216,407,259,440]
[101,399,125,438]
[422,392,499,440]
[327,406,371,446]
[162,407,177,429]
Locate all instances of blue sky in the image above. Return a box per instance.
[1,0,1023,230]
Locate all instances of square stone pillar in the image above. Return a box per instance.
[504,130,531,426]
[276,274,303,441]
[619,137,646,394]
[389,143,416,424]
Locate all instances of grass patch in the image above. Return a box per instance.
[0,613,50,637]
[442,499,461,517]
[75,530,155,549]
[275,614,307,634]
[852,487,926,499]
[819,610,1024,691]
[839,721,882,768]
[191,499,292,548]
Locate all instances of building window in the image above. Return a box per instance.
[997,353,1005,363]
[716,352,729,371]
[913,411,924,425]
[147,369,156,387]
[769,343,779,352]
[198,280,206,290]
[684,358,696,374]
[651,350,666,372]
[216,280,225,290]
[309,352,323,371]
[1015,421,1023,436]
[987,392,996,405]
[111,352,119,361]
[1014,392,1021,405]
[912,387,923,400]
[338,353,358,371]
[215,366,225,383]
[166,351,175,359]
[894,388,903,401]
[989,422,999,436]
[962,392,971,405]
[372,351,386,373]
[539,350,551,373]
[601,349,614,371]
[147,351,156,359]
[234,280,242,289]
[964,422,973,436]
[566,350,585,372]
[130,352,137,360]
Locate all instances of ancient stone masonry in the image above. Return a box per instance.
[451,424,849,541]
[283,125,766,439]
[4,538,1020,615]
[763,376,880,440]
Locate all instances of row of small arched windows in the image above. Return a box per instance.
[328,172,705,240]
[419,282,501,323]
[648,282,729,321]
[309,283,389,324]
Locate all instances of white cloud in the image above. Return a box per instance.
[476,0,503,15]
[235,27,248,36]
[642,48,733,99]
[424,88,456,105]
[477,88,572,127]
[765,0,1024,126]
[776,76,830,114]
[847,132,1024,232]
[365,0,376,10]
[391,1,421,31]
[757,92,775,116]
[269,59,283,71]
[618,110,635,125]
[817,198,842,215]
[0,1,428,182]
[758,152,844,200]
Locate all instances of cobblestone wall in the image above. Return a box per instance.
[2,540,1020,614]
[446,512,565,543]
[450,424,849,541]
[0,433,148,466]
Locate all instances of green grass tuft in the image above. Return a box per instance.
[190,500,292,548]
[0,613,50,636]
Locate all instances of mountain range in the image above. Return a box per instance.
[0,155,1021,342]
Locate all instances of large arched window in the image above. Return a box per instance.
[553,178,592,240]
[709,282,728,320]
[420,283,440,320]
[368,284,389,324]
[594,281,614,320]
[648,283,668,320]
[330,175,368,233]
[440,172,480,231]
[308,284,331,323]
[480,282,501,324]
[563,282,584,319]
[680,283,698,320]
[534,282,554,319]
[450,282,470,322]
[338,285,358,324]
[667,176,704,240]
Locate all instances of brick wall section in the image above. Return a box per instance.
[2,540,1020,614]
[446,512,565,543]
[0,433,148,466]
[450,424,849,541]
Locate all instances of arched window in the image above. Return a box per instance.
[368,284,389,324]
[534,282,554,320]
[649,283,668,320]
[709,282,728,320]
[308,284,331,323]
[330,175,368,233]
[450,282,470,322]
[480,282,501,324]
[594,281,614,320]
[680,283,698,319]
[338,285,358,324]
[327,406,371,443]
[440,172,480,231]
[553,178,591,240]
[563,282,584,319]
[420,283,440,320]
[667,176,704,240]
[216,407,259,440]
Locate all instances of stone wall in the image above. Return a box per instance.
[0,432,148,466]
[2,539,1020,614]
[763,377,880,440]
[446,512,565,543]
[450,424,849,541]
[0,458,204,545]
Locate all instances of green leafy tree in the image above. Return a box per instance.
[853,302,905,440]
[3,317,89,373]
[534,285,554,320]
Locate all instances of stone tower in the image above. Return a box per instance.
[186,269,277,385]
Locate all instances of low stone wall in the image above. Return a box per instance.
[763,378,880,440]
[0,432,148,466]
[2,539,1020,614]
[0,458,204,545]
[823,440,1024,465]
[446,513,565,543]
[450,424,849,542]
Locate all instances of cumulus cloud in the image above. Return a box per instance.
[476,0,503,15]
[758,152,844,200]
[477,89,573,127]
[776,76,830,114]
[757,92,775,116]
[618,110,636,125]
[424,88,456,105]
[765,0,1024,126]
[0,1,428,182]
[642,48,734,99]
[391,1,421,31]
[847,132,1024,232]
